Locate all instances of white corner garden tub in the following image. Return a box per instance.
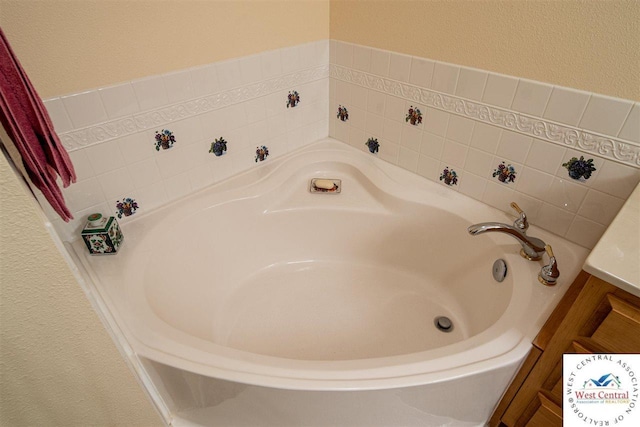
[69,138,588,426]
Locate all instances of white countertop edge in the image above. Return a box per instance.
[583,181,640,298]
[583,264,640,298]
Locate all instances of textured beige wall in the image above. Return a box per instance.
[0,0,330,98]
[0,150,162,426]
[330,0,640,101]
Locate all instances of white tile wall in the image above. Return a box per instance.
[618,102,640,143]
[525,139,565,175]
[420,132,444,159]
[470,122,501,153]
[352,45,371,72]
[409,57,435,89]
[67,149,95,181]
[131,76,169,111]
[400,126,421,152]
[446,115,475,145]
[367,91,386,116]
[458,171,487,200]
[423,108,449,137]
[98,83,140,119]
[535,203,575,236]
[239,54,263,85]
[443,141,469,170]
[43,98,74,133]
[566,216,606,249]
[578,94,634,137]
[281,46,303,74]
[162,70,195,103]
[455,67,488,102]
[61,90,109,128]
[85,142,126,176]
[329,40,640,249]
[388,53,411,82]
[190,63,221,96]
[591,161,640,199]
[464,148,493,177]
[38,39,639,251]
[385,95,405,121]
[496,131,532,164]
[482,73,519,108]
[511,79,553,117]
[431,62,459,95]
[416,154,440,181]
[542,86,590,127]
[370,49,390,77]
[545,177,587,213]
[514,167,553,201]
[335,42,353,68]
[42,41,330,241]
[216,59,243,91]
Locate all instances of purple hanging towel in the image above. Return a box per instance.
[0,27,76,221]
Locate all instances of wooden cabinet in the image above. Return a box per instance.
[490,271,640,427]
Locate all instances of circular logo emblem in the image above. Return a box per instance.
[564,354,639,426]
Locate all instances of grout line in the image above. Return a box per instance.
[616,102,636,139]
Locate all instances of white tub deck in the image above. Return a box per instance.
[68,138,589,425]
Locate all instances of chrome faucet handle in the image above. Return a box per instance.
[510,202,529,233]
[538,245,560,286]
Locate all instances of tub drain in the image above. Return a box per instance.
[434,316,453,333]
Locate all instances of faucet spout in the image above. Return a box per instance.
[468,222,547,261]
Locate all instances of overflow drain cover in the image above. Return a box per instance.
[435,316,453,332]
[492,259,508,282]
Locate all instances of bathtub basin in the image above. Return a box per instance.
[71,138,588,395]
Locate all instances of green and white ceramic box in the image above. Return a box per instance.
[81,213,124,255]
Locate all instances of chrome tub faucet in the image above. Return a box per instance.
[538,245,560,286]
[467,202,547,261]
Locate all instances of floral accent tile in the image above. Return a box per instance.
[493,162,517,183]
[287,90,300,108]
[439,167,458,186]
[365,137,379,154]
[405,106,423,126]
[209,137,227,156]
[155,129,175,151]
[337,105,349,121]
[562,156,597,180]
[116,197,139,219]
[255,145,269,162]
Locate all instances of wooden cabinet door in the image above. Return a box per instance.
[497,276,640,427]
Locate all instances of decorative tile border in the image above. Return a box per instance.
[59,65,329,151]
[330,64,640,168]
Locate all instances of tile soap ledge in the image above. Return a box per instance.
[583,181,640,298]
